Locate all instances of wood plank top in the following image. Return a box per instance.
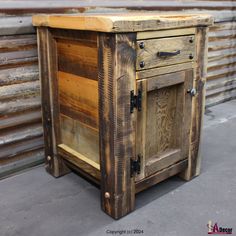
[32,13,213,32]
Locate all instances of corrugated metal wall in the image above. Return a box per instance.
[0,1,235,177]
[0,17,43,178]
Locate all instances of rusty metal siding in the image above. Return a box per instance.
[0,1,235,177]
[0,20,43,178]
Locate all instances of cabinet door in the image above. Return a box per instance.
[136,69,193,181]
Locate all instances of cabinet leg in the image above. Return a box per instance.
[45,154,70,178]
[98,32,136,219]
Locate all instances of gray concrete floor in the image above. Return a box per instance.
[1,100,236,236]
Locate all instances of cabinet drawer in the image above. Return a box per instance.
[136,35,195,70]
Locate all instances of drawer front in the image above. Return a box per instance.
[136,35,195,70]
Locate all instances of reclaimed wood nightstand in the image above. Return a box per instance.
[33,13,213,219]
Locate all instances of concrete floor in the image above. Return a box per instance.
[1,100,236,236]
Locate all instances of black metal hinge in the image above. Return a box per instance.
[130,89,142,113]
[131,155,141,177]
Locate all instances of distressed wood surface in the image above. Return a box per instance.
[37,27,69,177]
[137,28,195,40]
[57,33,98,80]
[60,114,99,164]
[54,30,100,176]
[58,144,100,180]
[136,69,193,181]
[136,35,195,70]
[98,33,136,219]
[137,62,194,79]
[136,159,188,193]
[180,27,208,180]
[145,148,182,177]
[58,71,98,129]
[32,13,213,32]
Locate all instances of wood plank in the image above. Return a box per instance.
[58,71,98,129]
[98,33,136,219]
[135,80,147,182]
[180,26,208,180]
[137,62,194,79]
[182,70,194,160]
[137,35,195,70]
[137,28,195,40]
[32,13,213,32]
[145,149,183,177]
[145,85,179,160]
[57,36,98,81]
[60,114,99,164]
[58,144,100,180]
[147,71,185,91]
[135,159,188,193]
[62,159,100,186]
[37,27,69,177]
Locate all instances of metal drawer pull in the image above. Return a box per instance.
[157,50,180,57]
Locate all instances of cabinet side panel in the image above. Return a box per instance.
[55,31,100,167]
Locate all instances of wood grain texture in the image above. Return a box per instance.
[37,27,69,177]
[32,13,213,32]
[137,62,194,79]
[136,70,193,180]
[180,27,208,180]
[58,144,100,180]
[137,35,195,70]
[147,71,185,91]
[136,159,188,193]
[98,32,136,219]
[145,148,183,177]
[146,85,178,158]
[57,34,98,80]
[137,28,195,40]
[58,71,98,129]
[60,114,99,164]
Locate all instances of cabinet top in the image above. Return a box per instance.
[32,13,213,32]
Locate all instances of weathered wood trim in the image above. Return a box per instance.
[98,32,136,219]
[180,26,208,180]
[37,27,69,177]
[147,71,185,91]
[136,62,194,79]
[136,159,188,193]
[137,27,195,40]
[32,13,213,32]
[58,144,100,180]
[145,149,183,177]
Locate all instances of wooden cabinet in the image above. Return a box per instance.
[33,13,213,219]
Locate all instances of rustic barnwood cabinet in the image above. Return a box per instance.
[33,13,213,219]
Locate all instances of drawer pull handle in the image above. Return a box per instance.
[157,50,180,57]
